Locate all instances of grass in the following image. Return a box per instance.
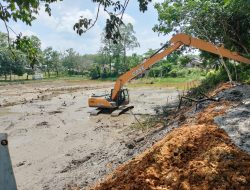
[0,75,104,85]
[127,76,203,89]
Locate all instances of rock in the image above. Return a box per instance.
[135,136,144,143]
[62,101,67,106]
[71,156,91,165]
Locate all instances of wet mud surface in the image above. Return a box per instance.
[0,80,179,190]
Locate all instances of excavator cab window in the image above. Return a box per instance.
[124,89,129,101]
[121,89,129,105]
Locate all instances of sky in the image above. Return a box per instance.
[0,0,169,55]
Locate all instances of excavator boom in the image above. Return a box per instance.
[88,33,250,115]
[111,42,182,100]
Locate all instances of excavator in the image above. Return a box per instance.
[88,33,250,116]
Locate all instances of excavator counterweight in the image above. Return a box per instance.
[88,33,250,116]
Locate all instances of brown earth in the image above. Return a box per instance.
[91,86,250,190]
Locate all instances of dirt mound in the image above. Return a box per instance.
[91,85,250,190]
[92,125,250,190]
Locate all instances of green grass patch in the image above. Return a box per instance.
[127,76,203,89]
[0,75,105,86]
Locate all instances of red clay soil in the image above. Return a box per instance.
[91,101,250,190]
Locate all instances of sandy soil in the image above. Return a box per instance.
[0,80,179,190]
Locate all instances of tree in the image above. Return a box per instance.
[51,50,61,77]
[0,32,8,47]
[0,32,27,80]
[62,48,83,75]
[99,36,113,75]
[120,23,140,65]
[42,47,62,77]
[15,35,42,68]
[99,23,139,76]
[154,0,250,83]
[153,0,250,54]
[43,47,53,77]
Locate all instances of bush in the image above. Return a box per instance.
[89,66,101,79]
[188,62,250,98]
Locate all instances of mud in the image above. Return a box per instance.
[0,80,179,190]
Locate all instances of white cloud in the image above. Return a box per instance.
[133,30,170,55]
[57,9,94,33]
[122,14,136,25]
[152,0,165,3]
[36,7,95,34]
[36,10,58,30]
[22,30,38,37]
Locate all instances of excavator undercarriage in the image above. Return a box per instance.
[89,89,134,116]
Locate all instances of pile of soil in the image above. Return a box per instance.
[91,84,250,190]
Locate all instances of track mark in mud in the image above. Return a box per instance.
[48,110,63,115]
[5,121,15,130]
[60,153,95,173]
[64,133,86,142]
[36,121,49,128]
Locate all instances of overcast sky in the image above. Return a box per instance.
[0,0,170,55]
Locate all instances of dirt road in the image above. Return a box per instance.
[0,80,179,190]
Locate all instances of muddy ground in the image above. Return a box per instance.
[0,80,179,190]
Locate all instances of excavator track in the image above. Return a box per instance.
[89,106,134,116]
[111,105,134,117]
[89,108,104,116]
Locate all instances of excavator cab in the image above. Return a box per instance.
[88,88,132,116]
[111,88,129,106]
[89,88,129,108]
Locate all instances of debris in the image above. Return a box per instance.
[36,121,49,127]
[16,161,26,167]
[48,110,62,115]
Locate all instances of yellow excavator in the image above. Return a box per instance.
[88,33,250,116]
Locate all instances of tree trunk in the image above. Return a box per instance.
[26,74,29,80]
[109,55,112,77]
[48,70,50,78]
[233,61,238,81]
[123,46,126,65]
[219,57,233,84]
[4,74,7,81]
[215,46,233,84]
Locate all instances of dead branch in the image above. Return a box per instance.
[178,93,219,111]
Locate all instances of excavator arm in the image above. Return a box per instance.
[111,33,250,100]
